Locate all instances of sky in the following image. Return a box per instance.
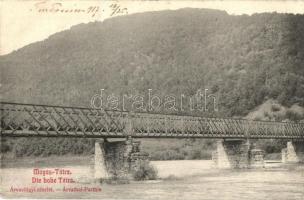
[1,0,304,55]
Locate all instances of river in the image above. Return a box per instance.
[1,160,303,199]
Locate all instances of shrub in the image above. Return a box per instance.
[163,175,180,181]
[264,111,271,119]
[103,175,130,184]
[132,161,158,181]
[271,104,281,112]
[285,110,303,122]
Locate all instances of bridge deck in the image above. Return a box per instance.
[1,102,303,139]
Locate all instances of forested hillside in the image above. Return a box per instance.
[1,9,304,158]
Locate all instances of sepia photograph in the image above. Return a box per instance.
[0,0,304,199]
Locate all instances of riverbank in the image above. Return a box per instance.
[1,153,283,169]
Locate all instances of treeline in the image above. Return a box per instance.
[0,137,215,160]
[0,137,286,160]
[1,138,95,157]
[142,139,216,160]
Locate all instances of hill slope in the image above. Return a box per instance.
[1,8,304,117]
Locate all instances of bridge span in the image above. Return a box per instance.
[1,102,304,178]
[1,102,304,139]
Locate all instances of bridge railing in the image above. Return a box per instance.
[1,102,304,139]
[0,102,129,137]
[130,112,304,139]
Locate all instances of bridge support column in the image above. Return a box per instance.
[94,140,109,180]
[249,148,265,168]
[94,138,149,181]
[212,139,264,169]
[282,141,304,163]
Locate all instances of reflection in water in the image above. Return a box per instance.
[1,160,303,200]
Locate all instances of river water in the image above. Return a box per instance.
[1,160,303,200]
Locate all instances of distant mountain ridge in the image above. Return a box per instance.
[1,8,304,118]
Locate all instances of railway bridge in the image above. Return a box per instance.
[1,102,304,179]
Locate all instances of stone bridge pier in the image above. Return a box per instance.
[94,137,149,180]
[282,141,304,163]
[212,139,265,169]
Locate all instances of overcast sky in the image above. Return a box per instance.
[1,0,304,55]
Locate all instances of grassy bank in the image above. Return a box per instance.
[1,155,93,168]
[1,138,216,161]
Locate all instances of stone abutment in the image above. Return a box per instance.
[212,139,265,169]
[94,138,149,180]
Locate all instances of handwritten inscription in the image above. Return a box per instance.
[30,1,128,17]
[110,3,128,16]
[31,1,99,17]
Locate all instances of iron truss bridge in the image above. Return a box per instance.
[1,102,304,139]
